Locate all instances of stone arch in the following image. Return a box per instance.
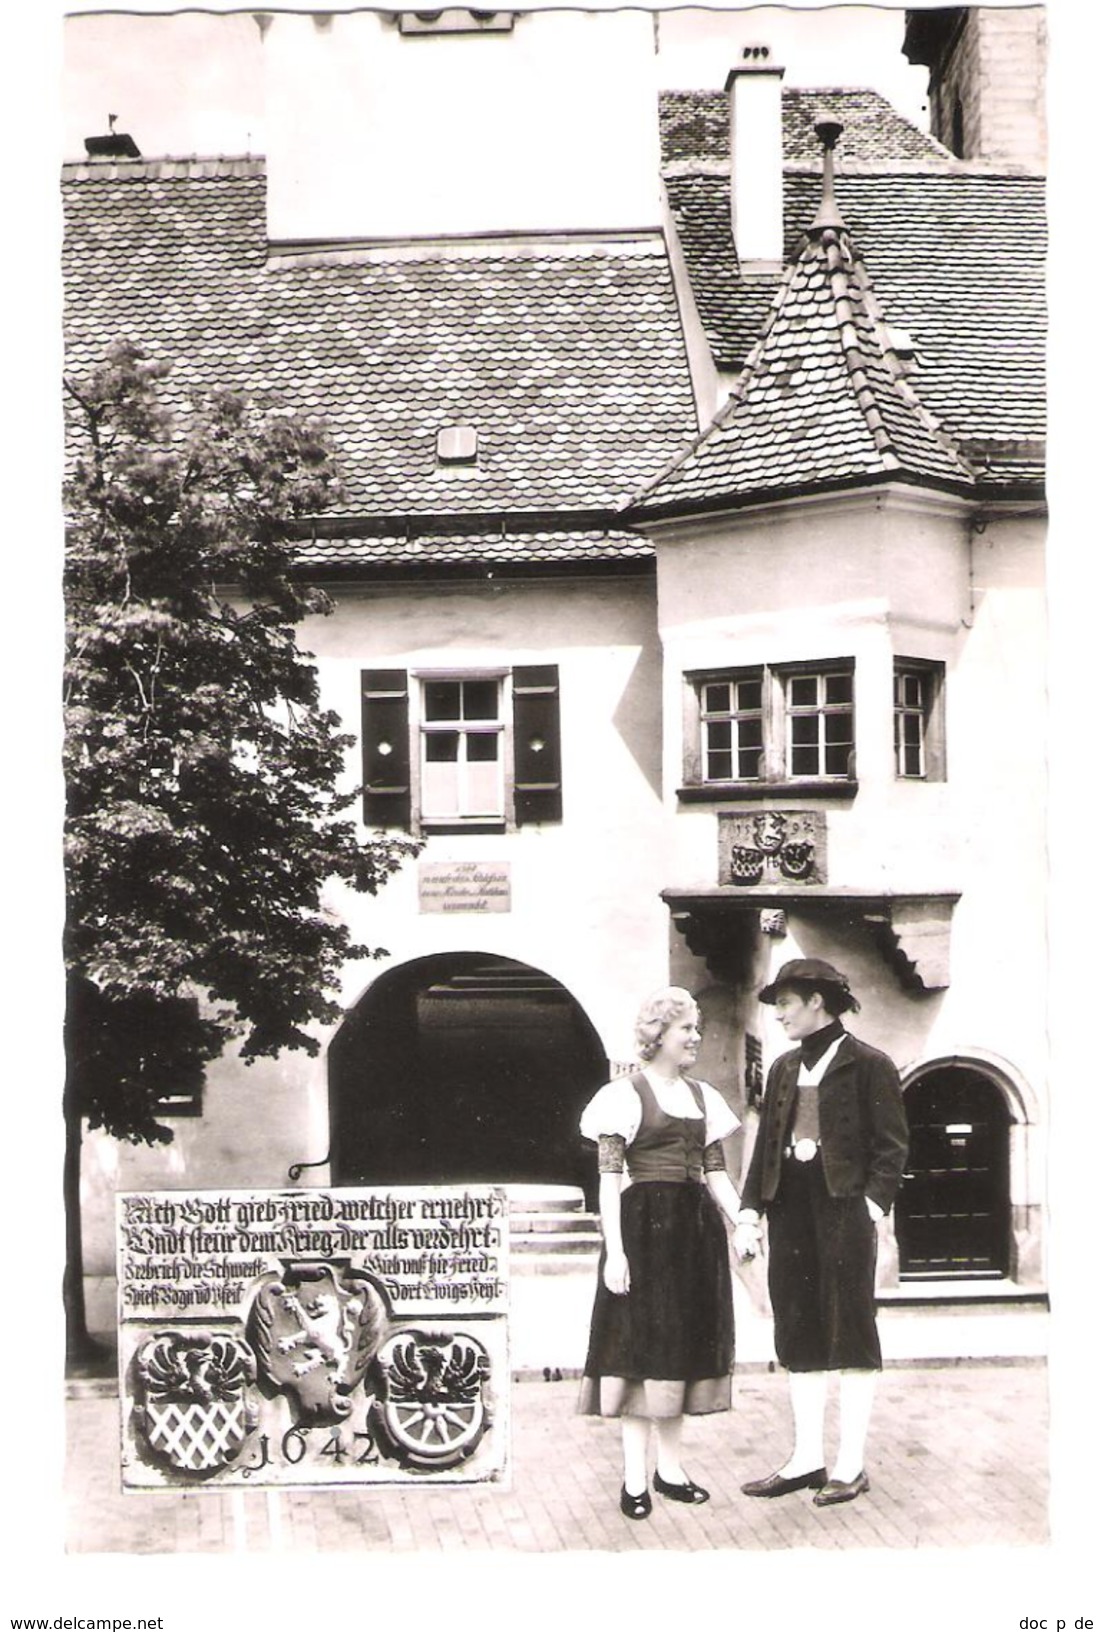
[328,951,609,1201]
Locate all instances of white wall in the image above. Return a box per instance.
[651,487,1047,1101]
[80,571,671,1286]
[262,10,663,242]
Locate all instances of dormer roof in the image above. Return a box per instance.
[630,206,975,518]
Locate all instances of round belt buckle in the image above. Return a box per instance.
[793,1138,818,1163]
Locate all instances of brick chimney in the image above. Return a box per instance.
[725,46,785,269]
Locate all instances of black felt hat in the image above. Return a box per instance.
[758,957,859,1011]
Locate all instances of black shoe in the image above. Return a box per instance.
[653,1471,710,1504]
[812,1471,870,1507]
[620,1484,652,1520]
[741,1466,828,1498]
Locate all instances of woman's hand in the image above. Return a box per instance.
[603,1248,631,1296]
[733,1222,761,1263]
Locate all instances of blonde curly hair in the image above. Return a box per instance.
[634,986,700,1062]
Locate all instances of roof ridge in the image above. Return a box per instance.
[625,252,803,508]
[843,246,976,478]
[62,154,267,180]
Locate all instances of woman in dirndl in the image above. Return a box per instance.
[577,987,744,1519]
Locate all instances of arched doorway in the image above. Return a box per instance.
[329,953,609,1201]
[897,1065,1013,1279]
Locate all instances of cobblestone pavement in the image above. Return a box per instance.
[65,1361,1048,1554]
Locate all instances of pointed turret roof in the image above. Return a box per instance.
[630,128,976,519]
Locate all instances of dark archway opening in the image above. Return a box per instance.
[329,954,609,1204]
[897,1066,1012,1279]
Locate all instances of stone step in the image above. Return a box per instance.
[509,1211,599,1235]
[503,1184,590,1215]
[510,1230,602,1255]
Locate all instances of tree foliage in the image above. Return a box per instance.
[63,343,416,1144]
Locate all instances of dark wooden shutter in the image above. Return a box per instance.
[513,664,562,825]
[361,669,412,830]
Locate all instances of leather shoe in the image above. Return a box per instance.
[653,1471,710,1504]
[741,1466,828,1498]
[812,1471,871,1506]
[620,1484,652,1520]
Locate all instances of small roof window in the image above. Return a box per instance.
[436,425,479,466]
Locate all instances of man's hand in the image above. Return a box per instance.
[603,1249,631,1295]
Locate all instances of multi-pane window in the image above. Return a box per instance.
[361,665,562,831]
[420,677,504,822]
[701,676,764,782]
[893,660,945,780]
[689,661,855,790]
[786,669,854,779]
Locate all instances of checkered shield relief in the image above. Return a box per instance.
[132,1331,258,1475]
[139,1396,251,1472]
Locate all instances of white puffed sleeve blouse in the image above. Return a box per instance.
[579,1068,740,1147]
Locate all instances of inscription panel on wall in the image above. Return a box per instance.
[419,861,511,913]
[717,809,827,888]
[117,1185,509,1489]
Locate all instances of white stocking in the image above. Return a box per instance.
[621,1415,651,1496]
[654,1416,686,1484]
[781,1370,828,1476]
[834,1369,877,1482]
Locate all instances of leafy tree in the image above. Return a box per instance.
[62,342,415,1355]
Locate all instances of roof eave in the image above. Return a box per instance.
[622,467,978,529]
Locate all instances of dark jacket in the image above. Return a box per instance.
[741,1032,909,1217]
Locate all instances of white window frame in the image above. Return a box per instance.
[893,659,946,781]
[783,665,855,781]
[686,659,856,791]
[415,669,509,827]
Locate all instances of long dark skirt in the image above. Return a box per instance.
[766,1155,881,1372]
[578,1181,734,1418]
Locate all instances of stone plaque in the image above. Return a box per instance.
[419,860,511,913]
[717,809,827,888]
[116,1185,510,1489]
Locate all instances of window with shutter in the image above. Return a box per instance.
[361,669,412,829]
[360,663,563,832]
[512,664,562,825]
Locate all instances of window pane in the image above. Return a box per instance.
[424,730,459,763]
[902,743,923,777]
[791,745,819,776]
[825,672,853,704]
[423,760,460,817]
[789,676,818,708]
[901,674,923,708]
[737,717,763,749]
[466,759,502,814]
[736,679,762,712]
[824,744,851,776]
[706,720,732,752]
[462,680,499,721]
[703,682,731,715]
[903,715,922,747]
[424,680,460,721]
[825,711,854,744]
[706,748,733,781]
[737,746,762,779]
[791,715,819,746]
[466,732,500,762]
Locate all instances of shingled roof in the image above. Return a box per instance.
[660,87,955,168]
[664,168,1046,467]
[62,158,697,530]
[295,526,653,574]
[630,195,974,517]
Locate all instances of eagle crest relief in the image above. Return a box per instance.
[372,1329,492,1470]
[246,1262,390,1424]
[132,1330,259,1475]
